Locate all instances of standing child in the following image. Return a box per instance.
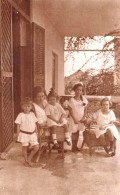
[15,97,39,167]
[45,89,71,149]
[69,82,88,152]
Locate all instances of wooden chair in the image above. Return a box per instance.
[80,122,116,156]
[36,126,66,162]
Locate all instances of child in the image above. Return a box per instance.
[45,88,71,149]
[15,97,39,167]
[33,86,47,126]
[69,82,88,152]
[92,97,119,156]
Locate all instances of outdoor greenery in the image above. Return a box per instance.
[64,30,120,95]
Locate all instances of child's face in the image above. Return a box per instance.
[35,92,45,103]
[49,96,56,106]
[75,86,83,96]
[22,104,32,113]
[102,101,110,111]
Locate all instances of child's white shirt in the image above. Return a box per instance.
[15,112,38,132]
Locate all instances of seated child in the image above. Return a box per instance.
[15,97,39,167]
[45,88,71,149]
[88,98,119,156]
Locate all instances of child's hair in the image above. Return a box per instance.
[100,97,112,107]
[72,82,83,91]
[21,97,32,107]
[33,86,47,99]
[47,88,58,100]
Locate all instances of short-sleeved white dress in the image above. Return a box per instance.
[69,96,88,133]
[92,109,119,140]
[15,112,38,144]
[45,103,67,127]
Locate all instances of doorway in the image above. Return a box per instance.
[12,8,32,122]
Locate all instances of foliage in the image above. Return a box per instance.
[64,30,120,95]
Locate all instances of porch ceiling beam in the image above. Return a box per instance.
[64,49,115,52]
[8,0,30,22]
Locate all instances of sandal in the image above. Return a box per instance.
[65,139,71,146]
[108,149,115,156]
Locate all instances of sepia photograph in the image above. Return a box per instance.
[0,0,120,194]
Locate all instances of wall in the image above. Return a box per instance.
[30,0,65,95]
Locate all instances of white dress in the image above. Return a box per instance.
[15,112,38,144]
[69,96,88,133]
[45,103,67,127]
[92,109,119,140]
[33,102,47,125]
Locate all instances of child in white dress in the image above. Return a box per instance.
[33,86,47,126]
[15,97,39,167]
[91,97,119,155]
[45,89,71,149]
[32,87,48,162]
[69,82,88,152]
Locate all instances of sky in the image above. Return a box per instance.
[64,36,114,77]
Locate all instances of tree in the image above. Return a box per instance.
[64,30,120,95]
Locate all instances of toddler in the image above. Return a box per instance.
[15,97,39,167]
[45,89,71,149]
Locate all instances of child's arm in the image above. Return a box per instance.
[58,114,66,124]
[47,115,59,124]
[81,106,87,122]
[17,124,20,138]
[69,107,79,124]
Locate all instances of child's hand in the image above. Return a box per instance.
[74,119,79,124]
[80,117,87,123]
[99,126,105,130]
[58,118,63,124]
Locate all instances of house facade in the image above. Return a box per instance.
[0,0,120,152]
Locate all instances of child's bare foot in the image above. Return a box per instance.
[24,161,29,167]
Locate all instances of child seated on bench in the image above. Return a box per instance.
[91,97,119,156]
[45,88,71,149]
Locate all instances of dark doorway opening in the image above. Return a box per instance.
[12,8,32,128]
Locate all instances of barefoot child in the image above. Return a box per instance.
[15,97,39,167]
[45,89,71,149]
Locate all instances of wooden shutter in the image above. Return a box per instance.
[0,0,13,152]
[32,23,45,89]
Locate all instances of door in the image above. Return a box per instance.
[0,0,13,152]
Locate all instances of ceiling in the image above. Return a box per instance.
[35,0,120,37]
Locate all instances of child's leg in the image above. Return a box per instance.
[28,144,39,166]
[105,129,114,150]
[51,126,58,144]
[63,124,71,145]
[72,131,79,151]
[22,146,28,162]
